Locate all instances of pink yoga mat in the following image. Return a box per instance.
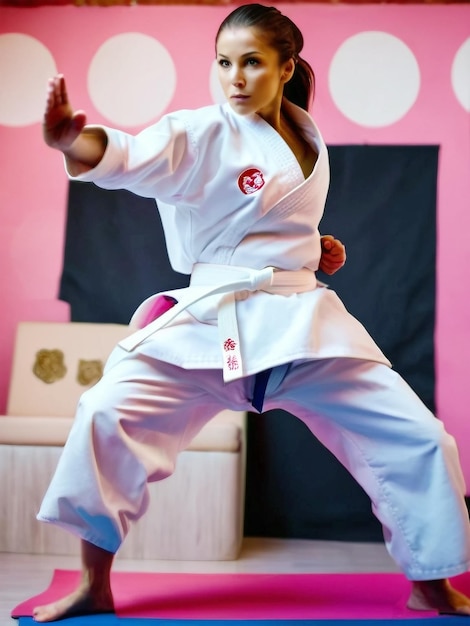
[12,570,470,620]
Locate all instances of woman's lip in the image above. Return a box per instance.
[232,94,249,99]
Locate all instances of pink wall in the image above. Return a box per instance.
[1,4,469,481]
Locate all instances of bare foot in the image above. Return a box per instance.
[407,579,470,616]
[32,584,114,622]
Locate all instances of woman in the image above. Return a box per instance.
[32,4,470,621]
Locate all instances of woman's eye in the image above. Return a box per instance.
[218,59,230,68]
[246,58,259,66]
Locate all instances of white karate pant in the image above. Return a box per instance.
[38,344,470,581]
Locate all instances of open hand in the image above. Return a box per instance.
[43,74,87,151]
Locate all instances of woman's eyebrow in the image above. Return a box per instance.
[217,50,262,58]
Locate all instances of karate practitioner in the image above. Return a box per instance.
[32,3,470,621]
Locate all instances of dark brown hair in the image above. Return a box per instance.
[216,3,315,111]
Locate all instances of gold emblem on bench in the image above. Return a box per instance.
[77,359,104,386]
[33,349,67,384]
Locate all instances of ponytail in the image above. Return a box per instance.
[284,57,315,111]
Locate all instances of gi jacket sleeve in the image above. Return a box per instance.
[66,113,197,203]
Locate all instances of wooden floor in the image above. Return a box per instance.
[1,537,399,626]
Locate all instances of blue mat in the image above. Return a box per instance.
[16,617,470,625]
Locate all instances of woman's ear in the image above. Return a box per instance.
[281,58,296,83]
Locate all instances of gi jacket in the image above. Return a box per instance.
[70,100,390,378]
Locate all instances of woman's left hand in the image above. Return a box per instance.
[319,235,346,275]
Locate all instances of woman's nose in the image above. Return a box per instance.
[231,67,245,86]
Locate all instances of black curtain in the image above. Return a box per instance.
[60,145,439,542]
[60,184,189,324]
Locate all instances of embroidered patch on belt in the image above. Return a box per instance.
[223,338,237,351]
[223,337,240,373]
[238,168,265,195]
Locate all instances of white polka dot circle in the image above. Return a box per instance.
[329,31,420,128]
[0,34,57,127]
[88,33,177,127]
[451,37,470,113]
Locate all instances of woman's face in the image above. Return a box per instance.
[216,26,294,121]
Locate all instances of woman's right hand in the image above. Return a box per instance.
[43,74,107,175]
[43,74,87,152]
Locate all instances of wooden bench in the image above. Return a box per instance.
[0,321,246,560]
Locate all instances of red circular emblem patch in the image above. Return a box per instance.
[237,168,265,195]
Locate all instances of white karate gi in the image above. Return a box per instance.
[38,100,470,580]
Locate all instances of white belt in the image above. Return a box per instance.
[119,263,317,382]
